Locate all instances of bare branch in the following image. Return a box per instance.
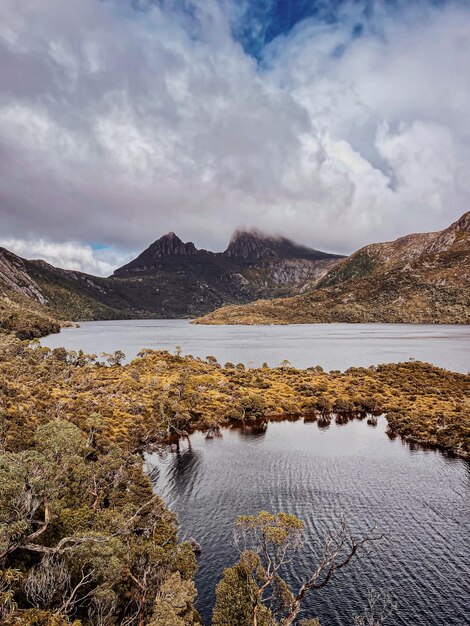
[280,520,383,626]
[5,495,160,558]
[354,588,397,626]
[0,502,51,561]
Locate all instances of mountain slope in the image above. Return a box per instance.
[0,230,344,326]
[194,212,470,325]
[0,248,61,338]
[109,230,343,316]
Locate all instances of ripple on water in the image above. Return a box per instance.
[146,418,470,626]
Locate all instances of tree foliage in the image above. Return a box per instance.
[0,419,198,625]
[213,511,381,626]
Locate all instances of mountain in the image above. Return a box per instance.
[194,212,470,325]
[0,230,343,335]
[2,213,469,336]
[108,230,343,317]
[224,229,335,261]
[114,229,340,275]
[115,232,198,274]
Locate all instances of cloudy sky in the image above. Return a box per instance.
[1,0,469,275]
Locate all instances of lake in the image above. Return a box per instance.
[41,319,470,372]
[147,418,470,626]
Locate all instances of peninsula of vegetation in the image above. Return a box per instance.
[1,339,468,459]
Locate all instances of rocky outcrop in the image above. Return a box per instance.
[424,211,470,255]
[0,248,46,304]
[195,212,470,325]
[114,232,199,275]
[265,258,339,288]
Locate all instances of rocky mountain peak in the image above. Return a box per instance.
[224,229,342,262]
[150,232,198,258]
[224,229,278,259]
[113,232,198,276]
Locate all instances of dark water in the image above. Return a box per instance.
[42,320,470,372]
[147,418,470,626]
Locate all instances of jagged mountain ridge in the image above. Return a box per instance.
[195,211,470,325]
[0,229,343,327]
[115,232,199,275]
[113,229,340,275]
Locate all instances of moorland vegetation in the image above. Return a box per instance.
[0,334,468,625]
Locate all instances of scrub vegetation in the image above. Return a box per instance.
[0,297,61,340]
[1,340,467,459]
[0,335,467,625]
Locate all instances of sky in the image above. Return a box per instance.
[1,0,469,275]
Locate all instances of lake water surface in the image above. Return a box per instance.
[147,418,470,626]
[41,320,470,372]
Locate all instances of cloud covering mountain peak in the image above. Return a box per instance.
[0,0,469,273]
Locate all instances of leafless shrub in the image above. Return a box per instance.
[354,588,397,626]
[25,556,70,609]
[88,588,118,626]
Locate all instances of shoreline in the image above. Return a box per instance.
[149,411,470,462]
[2,336,469,461]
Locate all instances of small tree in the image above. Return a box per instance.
[150,572,198,625]
[212,511,382,626]
[101,350,125,366]
[212,552,271,626]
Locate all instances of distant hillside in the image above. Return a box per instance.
[0,230,343,330]
[0,248,61,338]
[195,212,470,325]
[0,294,61,340]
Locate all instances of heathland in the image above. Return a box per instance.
[0,332,468,625]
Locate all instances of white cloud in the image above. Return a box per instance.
[0,0,469,261]
[0,238,132,276]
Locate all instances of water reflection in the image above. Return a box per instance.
[233,421,268,440]
[317,414,332,429]
[155,442,203,500]
[334,413,350,426]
